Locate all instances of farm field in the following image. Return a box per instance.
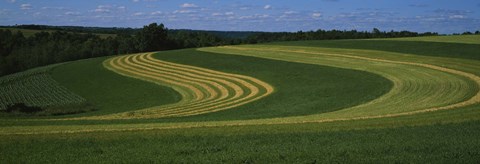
[0,35,480,162]
[0,64,91,116]
[375,34,480,44]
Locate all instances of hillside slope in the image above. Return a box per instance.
[1,36,479,162]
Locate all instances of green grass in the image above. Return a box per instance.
[1,103,480,162]
[1,48,390,121]
[1,35,480,162]
[1,36,478,125]
[200,45,479,120]
[268,39,480,60]
[151,49,392,120]
[378,35,480,44]
[1,120,479,163]
[1,39,478,126]
[50,57,181,117]
[95,53,275,119]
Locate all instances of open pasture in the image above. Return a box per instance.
[1,35,479,162]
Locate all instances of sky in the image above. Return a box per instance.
[0,0,479,34]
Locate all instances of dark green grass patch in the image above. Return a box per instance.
[50,57,182,117]
[269,40,480,60]
[0,103,96,117]
[153,49,392,120]
[1,120,479,163]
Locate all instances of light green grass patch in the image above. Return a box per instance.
[374,35,480,44]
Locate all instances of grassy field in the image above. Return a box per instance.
[267,37,480,60]
[0,48,391,123]
[1,120,479,163]
[377,34,480,44]
[0,35,479,162]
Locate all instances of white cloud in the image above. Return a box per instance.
[94,5,111,13]
[20,4,32,10]
[132,0,140,2]
[312,13,322,18]
[151,11,162,15]
[264,5,271,10]
[284,11,297,15]
[254,14,269,19]
[133,12,145,16]
[211,12,222,16]
[409,4,428,8]
[95,8,109,13]
[65,11,80,16]
[41,7,66,10]
[118,6,126,11]
[7,0,16,3]
[238,14,270,20]
[238,16,249,20]
[449,15,465,19]
[181,3,198,8]
[225,12,234,16]
[173,9,196,14]
[94,15,114,19]
[33,12,41,17]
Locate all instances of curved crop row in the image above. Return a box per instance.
[76,53,274,119]
[200,46,480,122]
[2,44,480,134]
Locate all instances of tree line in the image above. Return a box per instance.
[0,23,234,76]
[244,28,439,43]
[2,23,476,77]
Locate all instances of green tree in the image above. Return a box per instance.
[117,34,137,54]
[136,23,168,52]
[372,28,382,38]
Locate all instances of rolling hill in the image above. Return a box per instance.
[0,35,479,162]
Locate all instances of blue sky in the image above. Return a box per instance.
[0,0,479,34]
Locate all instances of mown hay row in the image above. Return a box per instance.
[134,54,273,117]
[4,45,480,135]
[211,46,480,120]
[73,53,274,119]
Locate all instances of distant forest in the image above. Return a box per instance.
[1,23,476,77]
